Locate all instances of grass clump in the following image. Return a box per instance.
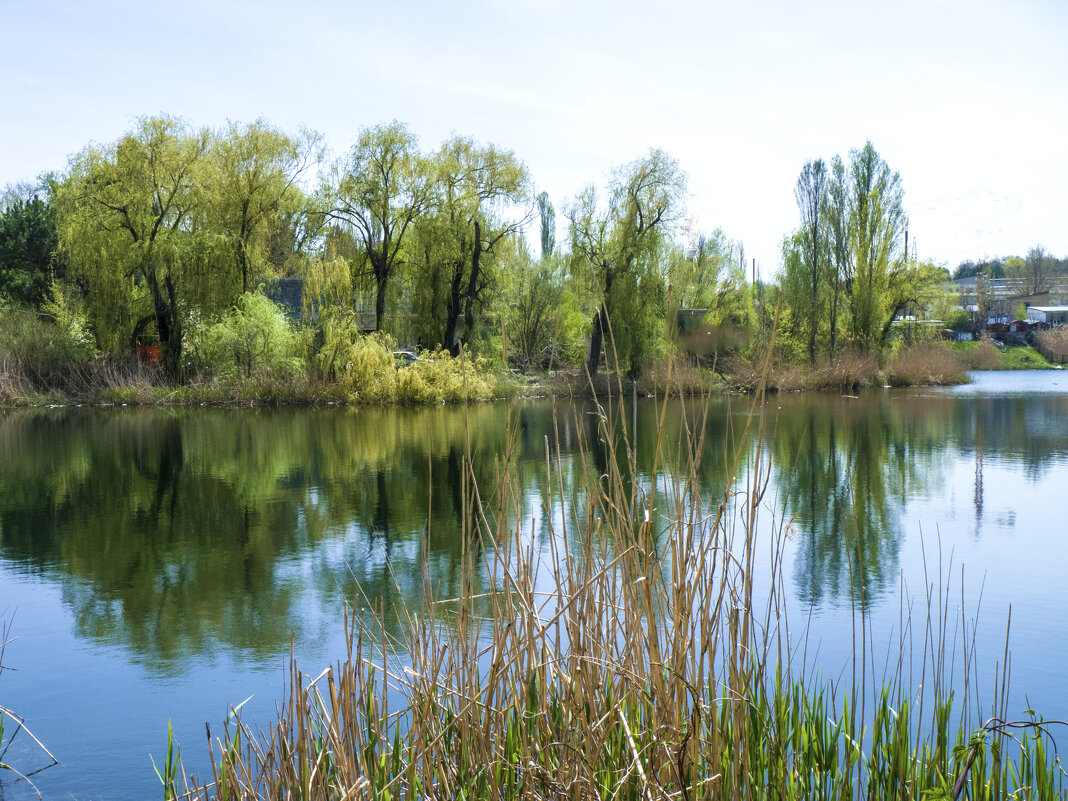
[167,360,1066,800]
[1038,327,1068,365]
[886,343,968,386]
[0,306,94,395]
[806,350,881,390]
[721,350,881,392]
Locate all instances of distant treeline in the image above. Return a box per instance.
[952,250,1067,287]
[0,115,1056,389]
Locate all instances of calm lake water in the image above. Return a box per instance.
[1,370,1067,799]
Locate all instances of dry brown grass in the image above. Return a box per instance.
[723,351,879,392]
[886,343,968,387]
[958,339,1002,370]
[0,356,35,404]
[1038,326,1068,364]
[806,351,880,390]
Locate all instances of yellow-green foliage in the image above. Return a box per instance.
[311,314,498,403]
[41,280,94,355]
[396,349,496,404]
[347,333,397,402]
[188,291,302,381]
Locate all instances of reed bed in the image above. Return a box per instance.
[886,344,968,387]
[170,360,1064,800]
[955,340,1003,371]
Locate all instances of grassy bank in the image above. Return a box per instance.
[948,340,1054,370]
[162,369,1064,800]
[0,295,1051,410]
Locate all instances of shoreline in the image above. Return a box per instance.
[1,343,1055,409]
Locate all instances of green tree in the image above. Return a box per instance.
[1008,245,1055,296]
[326,121,431,331]
[536,190,555,258]
[56,115,216,371]
[499,237,583,369]
[0,181,63,307]
[668,227,732,310]
[567,149,685,376]
[794,159,828,364]
[823,156,849,357]
[409,136,529,355]
[208,120,319,294]
[845,141,906,353]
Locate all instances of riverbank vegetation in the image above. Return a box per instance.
[1,117,1064,406]
[156,377,1066,799]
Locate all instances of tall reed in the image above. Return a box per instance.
[172,358,1065,800]
[0,619,59,796]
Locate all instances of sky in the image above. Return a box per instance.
[2,0,1066,276]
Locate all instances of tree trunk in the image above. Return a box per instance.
[809,250,818,366]
[143,268,177,375]
[374,263,388,333]
[161,272,183,376]
[444,260,465,356]
[829,269,840,358]
[586,303,606,376]
[461,220,482,353]
[587,266,613,376]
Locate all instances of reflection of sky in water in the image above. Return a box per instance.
[776,374,1068,736]
[946,368,1068,395]
[3,380,1068,799]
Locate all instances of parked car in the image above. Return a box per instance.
[393,350,421,368]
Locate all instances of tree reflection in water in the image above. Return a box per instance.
[2,388,1066,671]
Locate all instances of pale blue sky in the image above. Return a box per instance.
[2,0,1065,273]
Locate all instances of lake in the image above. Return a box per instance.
[1,370,1067,798]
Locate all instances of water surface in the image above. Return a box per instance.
[1,373,1066,798]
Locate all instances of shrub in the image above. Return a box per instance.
[946,309,973,333]
[396,348,497,404]
[188,292,303,382]
[0,305,94,390]
[310,314,501,404]
[347,333,398,402]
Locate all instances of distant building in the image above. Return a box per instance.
[1026,306,1068,326]
[263,277,377,331]
[263,277,306,320]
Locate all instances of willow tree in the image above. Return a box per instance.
[567,149,685,376]
[57,115,220,370]
[410,136,529,355]
[327,121,431,329]
[207,120,319,293]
